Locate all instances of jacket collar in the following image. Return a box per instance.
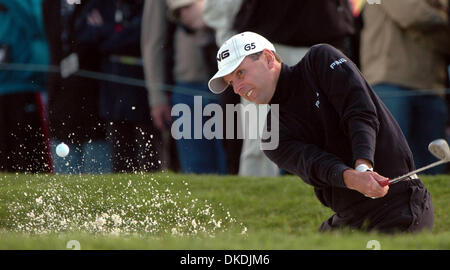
[269,63,291,105]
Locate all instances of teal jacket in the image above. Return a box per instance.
[0,0,49,95]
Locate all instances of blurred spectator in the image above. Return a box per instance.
[348,0,366,68]
[361,0,450,174]
[0,0,52,173]
[75,0,162,173]
[141,0,179,173]
[201,0,244,175]
[141,0,226,174]
[232,0,355,60]
[42,0,112,174]
[446,0,450,172]
[204,0,355,176]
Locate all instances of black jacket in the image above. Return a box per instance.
[42,0,106,144]
[233,0,354,47]
[263,44,416,214]
[75,0,150,123]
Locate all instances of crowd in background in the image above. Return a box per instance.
[0,0,449,175]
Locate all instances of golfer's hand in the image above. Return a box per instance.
[343,169,389,199]
[151,104,172,131]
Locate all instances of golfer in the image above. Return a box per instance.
[208,32,434,233]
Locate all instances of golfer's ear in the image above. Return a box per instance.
[263,49,275,67]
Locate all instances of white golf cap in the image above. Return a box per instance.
[208,31,276,94]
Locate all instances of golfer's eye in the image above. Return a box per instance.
[237,70,243,78]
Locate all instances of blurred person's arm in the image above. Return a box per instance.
[202,0,242,30]
[0,0,48,65]
[141,0,171,131]
[381,0,448,30]
[381,0,450,55]
[1,0,37,32]
[173,0,206,31]
[202,0,242,45]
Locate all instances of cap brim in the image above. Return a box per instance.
[208,56,245,94]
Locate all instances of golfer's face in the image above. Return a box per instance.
[223,55,271,104]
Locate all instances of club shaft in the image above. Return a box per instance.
[389,159,448,184]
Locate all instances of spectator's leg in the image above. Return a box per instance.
[171,82,227,174]
[2,92,51,173]
[411,95,448,174]
[135,122,163,172]
[106,121,137,173]
[81,139,112,174]
[373,83,413,150]
[50,140,83,174]
[238,98,280,177]
[219,89,242,174]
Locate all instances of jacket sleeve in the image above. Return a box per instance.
[309,44,380,167]
[262,110,350,189]
[141,0,169,108]
[379,0,448,30]
[203,0,242,45]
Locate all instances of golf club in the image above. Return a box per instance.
[379,139,450,186]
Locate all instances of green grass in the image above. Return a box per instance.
[0,172,448,249]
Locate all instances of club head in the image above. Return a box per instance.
[428,139,450,161]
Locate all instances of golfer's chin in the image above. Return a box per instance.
[242,91,267,104]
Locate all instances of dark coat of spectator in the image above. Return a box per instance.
[42,0,106,146]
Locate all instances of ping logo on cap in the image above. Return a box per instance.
[217,49,230,62]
